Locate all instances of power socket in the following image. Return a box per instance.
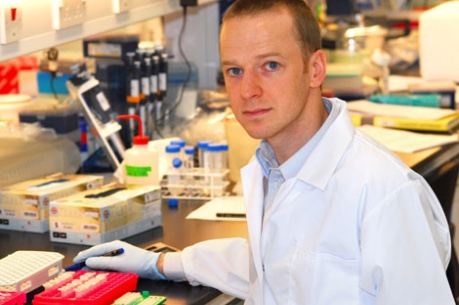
[0,4,22,44]
[52,0,86,30]
[112,0,133,14]
[180,0,198,7]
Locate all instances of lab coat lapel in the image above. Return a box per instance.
[241,161,265,283]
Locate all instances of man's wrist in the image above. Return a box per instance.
[157,253,165,275]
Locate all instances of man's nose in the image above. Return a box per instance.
[240,70,262,100]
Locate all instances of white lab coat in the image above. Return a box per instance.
[176,98,455,304]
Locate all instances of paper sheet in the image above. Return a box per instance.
[358,125,459,153]
[186,196,246,221]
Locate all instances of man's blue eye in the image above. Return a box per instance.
[228,68,242,76]
[266,62,279,71]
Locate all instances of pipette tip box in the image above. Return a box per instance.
[0,251,64,294]
[49,184,162,245]
[0,173,104,233]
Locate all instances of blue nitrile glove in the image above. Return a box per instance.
[73,240,166,280]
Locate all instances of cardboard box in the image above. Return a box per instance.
[49,184,162,245]
[0,174,104,233]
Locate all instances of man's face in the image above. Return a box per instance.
[220,8,314,143]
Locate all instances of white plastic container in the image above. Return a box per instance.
[118,115,159,186]
[420,1,459,82]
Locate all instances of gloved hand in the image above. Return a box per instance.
[73,240,166,280]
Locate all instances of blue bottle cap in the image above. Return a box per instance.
[207,143,221,152]
[165,144,181,153]
[220,143,229,151]
[172,157,182,168]
[168,198,179,208]
[185,146,195,155]
[197,141,211,149]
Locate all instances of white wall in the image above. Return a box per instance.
[164,2,220,89]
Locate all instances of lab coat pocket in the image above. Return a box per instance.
[289,246,359,305]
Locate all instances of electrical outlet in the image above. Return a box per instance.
[0,4,22,44]
[112,0,133,14]
[52,0,86,30]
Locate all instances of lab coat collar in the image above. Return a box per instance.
[295,98,355,191]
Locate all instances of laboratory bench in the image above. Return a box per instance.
[0,141,458,303]
[0,199,248,305]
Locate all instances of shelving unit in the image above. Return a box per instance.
[0,0,216,62]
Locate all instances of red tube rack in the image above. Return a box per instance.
[32,271,138,305]
[0,291,26,305]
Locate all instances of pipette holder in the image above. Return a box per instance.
[66,70,125,171]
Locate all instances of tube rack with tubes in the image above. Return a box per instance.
[32,271,138,305]
[0,291,26,305]
[0,251,64,294]
[161,168,230,200]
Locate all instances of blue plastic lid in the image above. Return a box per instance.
[168,198,179,208]
[197,141,211,149]
[172,157,182,168]
[207,143,221,152]
[184,146,195,155]
[170,139,186,148]
[165,144,181,153]
[220,143,229,151]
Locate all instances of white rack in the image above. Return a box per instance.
[0,251,64,293]
[161,168,229,200]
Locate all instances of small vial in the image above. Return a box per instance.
[207,143,224,197]
[184,146,195,169]
[165,145,181,196]
[197,141,211,168]
[207,143,223,173]
[184,146,195,196]
[220,143,229,171]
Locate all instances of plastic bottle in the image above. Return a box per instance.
[117,115,159,186]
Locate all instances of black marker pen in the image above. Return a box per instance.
[64,248,125,271]
[216,213,246,218]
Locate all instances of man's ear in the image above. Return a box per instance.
[309,50,326,89]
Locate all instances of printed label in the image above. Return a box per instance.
[23,211,39,220]
[125,165,152,177]
[96,91,111,111]
[84,211,99,218]
[25,198,38,205]
[81,223,99,232]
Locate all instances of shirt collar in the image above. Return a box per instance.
[255,98,337,180]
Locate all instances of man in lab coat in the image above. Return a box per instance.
[74,0,456,303]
